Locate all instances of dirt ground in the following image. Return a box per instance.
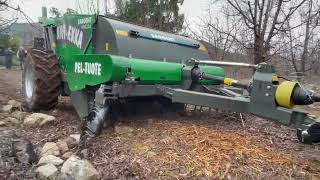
[1,68,320,179]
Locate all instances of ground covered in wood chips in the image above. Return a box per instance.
[1,68,320,179]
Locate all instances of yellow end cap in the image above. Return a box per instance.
[224,78,234,86]
[275,81,298,108]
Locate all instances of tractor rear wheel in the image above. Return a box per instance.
[22,49,61,110]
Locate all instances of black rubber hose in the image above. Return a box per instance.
[201,73,225,82]
[191,67,249,89]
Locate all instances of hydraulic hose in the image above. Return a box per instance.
[191,67,249,89]
[201,72,249,90]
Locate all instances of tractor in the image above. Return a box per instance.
[22,8,320,144]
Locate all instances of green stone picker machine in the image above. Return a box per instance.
[22,8,320,144]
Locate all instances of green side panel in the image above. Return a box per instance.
[130,59,183,84]
[67,54,129,91]
[199,66,225,85]
[67,55,184,91]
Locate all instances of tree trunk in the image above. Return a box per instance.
[254,35,267,64]
[159,0,163,30]
[298,0,312,82]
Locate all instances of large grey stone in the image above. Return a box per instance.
[61,155,100,180]
[36,163,58,180]
[41,142,60,157]
[62,137,77,148]
[62,152,73,160]
[24,113,56,127]
[38,155,64,166]
[5,117,20,125]
[2,105,13,113]
[56,140,69,154]
[55,173,73,180]
[12,138,38,164]
[0,121,5,126]
[69,134,81,143]
[7,100,21,108]
[11,111,27,121]
[80,149,89,159]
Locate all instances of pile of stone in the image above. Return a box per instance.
[0,100,56,128]
[1,100,100,179]
[36,134,100,180]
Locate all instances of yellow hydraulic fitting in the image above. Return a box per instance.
[271,74,279,84]
[223,78,235,86]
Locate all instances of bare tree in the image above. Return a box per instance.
[202,6,251,61]
[0,0,19,32]
[113,0,125,16]
[76,0,98,15]
[281,0,320,81]
[0,0,36,33]
[221,0,308,64]
[181,2,252,63]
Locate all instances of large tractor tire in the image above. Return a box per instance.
[22,49,61,111]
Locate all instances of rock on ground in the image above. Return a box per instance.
[11,111,27,120]
[55,173,73,180]
[0,131,37,165]
[38,155,64,166]
[62,152,73,160]
[5,117,20,125]
[61,155,100,180]
[41,142,60,157]
[63,137,78,148]
[12,137,38,164]
[36,163,58,180]
[24,113,56,127]
[56,140,69,154]
[0,130,38,179]
[7,100,21,108]
[69,134,81,143]
[80,149,89,159]
[2,105,13,113]
[0,121,5,126]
